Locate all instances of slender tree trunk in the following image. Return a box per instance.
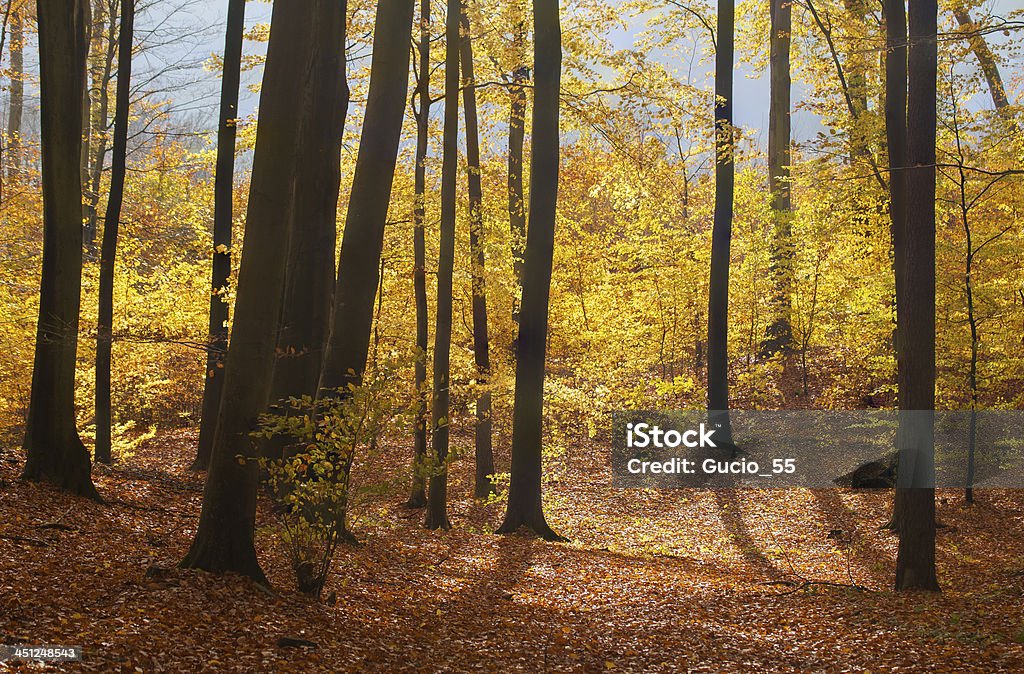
[193,0,246,471]
[6,6,24,182]
[762,0,792,358]
[181,0,319,583]
[85,2,118,259]
[95,0,134,465]
[264,0,348,452]
[460,1,494,499]
[424,0,460,531]
[884,0,909,533]
[80,1,94,224]
[707,0,734,447]
[894,0,939,593]
[318,0,415,395]
[22,0,100,501]
[496,0,564,542]
[509,61,529,328]
[842,0,870,159]
[952,6,1014,120]
[406,0,431,509]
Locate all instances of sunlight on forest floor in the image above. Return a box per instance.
[2,429,1023,672]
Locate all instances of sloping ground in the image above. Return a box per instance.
[1,428,1023,672]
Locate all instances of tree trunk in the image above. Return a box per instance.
[6,5,24,182]
[496,0,564,542]
[508,60,529,328]
[193,0,246,471]
[84,1,118,259]
[884,0,910,534]
[424,0,460,531]
[318,0,415,395]
[95,0,134,465]
[762,0,792,358]
[264,0,348,452]
[180,0,319,583]
[952,6,1015,123]
[460,1,495,499]
[22,0,100,501]
[707,0,734,446]
[894,0,939,593]
[406,0,431,509]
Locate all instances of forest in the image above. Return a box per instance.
[1,0,1024,670]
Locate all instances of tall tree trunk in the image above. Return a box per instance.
[95,0,134,465]
[22,0,100,501]
[406,0,430,509]
[460,1,494,499]
[707,0,734,446]
[264,0,348,448]
[193,0,246,471]
[318,0,415,394]
[180,0,319,583]
[424,0,460,531]
[762,0,792,358]
[84,1,118,259]
[79,1,94,224]
[508,60,529,328]
[884,0,909,533]
[952,6,1015,121]
[842,0,870,159]
[496,0,564,541]
[6,5,24,182]
[894,0,939,593]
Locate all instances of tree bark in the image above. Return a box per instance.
[193,0,246,471]
[952,6,1015,122]
[496,0,564,541]
[762,0,792,358]
[264,0,348,452]
[707,0,734,446]
[6,5,24,182]
[460,1,494,499]
[318,0,415,395]
[84,1,118,260]
[424,0,460,530]
[95,0,134,465]
[894,0,939,593]
[22,0,100,501]
[180,0,319,583]
[406,0,431,509]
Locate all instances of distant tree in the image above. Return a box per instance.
[22,0,99,500]
[952,5,1014,120]
[894,0,939,593]
[424,0,460,531]
[762,0,792,358]
[180,0,319,582]
[508,63,529,327]
[83,0,119,258]
[707,0,734,446]
[318,0,415,394]
[94,0,134,465]
[460,0,495,499]
[496,0,564,541]
[193,0,246,471]
[406,0,431,509]
[6,2,24,183]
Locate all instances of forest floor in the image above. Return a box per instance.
[2,427,1024,673]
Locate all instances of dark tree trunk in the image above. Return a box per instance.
[84,2,118,260]
[180,0,319,583]
[264,0,348,454]
[460,2,494,499]
[95,0,134,465]
[707,0,734,446]
[406,0,430,509]
[496,0,564,542]
[894,0,939,593]
[22,0,100,501]
[6,6,24,182]
[318,0,415,395]
[762,0,792,358]
[424,0,460,531]
[884,0,910,534]
[952,7,1015,121]
[508,60,529,328]
[193,0,246,471]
